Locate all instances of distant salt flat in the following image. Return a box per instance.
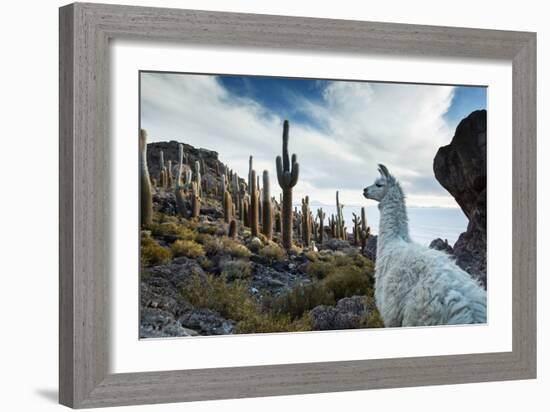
[307,205,468,246]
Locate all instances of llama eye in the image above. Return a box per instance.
[376,183,383,187]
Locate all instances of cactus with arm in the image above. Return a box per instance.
[359,206,371,254]
[175,144,187,217]
[317,208,325,245]
[276,120,299,249]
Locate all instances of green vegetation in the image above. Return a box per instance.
[140,234,172,267]
[182,273,311,334]
[221,259,253,280]
[269,251,375,320]
[203,236,252,258]
[259,242,286,263]
[170,239,205,258]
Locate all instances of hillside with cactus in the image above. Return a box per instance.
[139,123,383,338]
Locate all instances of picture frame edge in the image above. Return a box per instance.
[59,2,537,408]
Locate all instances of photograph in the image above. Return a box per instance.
[138,71,488,338]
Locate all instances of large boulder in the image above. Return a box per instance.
[310,296,371,330]
[140,307,199,338]
[433,110,487,287]
[429,238,453,254]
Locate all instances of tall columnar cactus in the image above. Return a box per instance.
[261,170,273,240]
[301,196,311,246]
[359,206,371,254]
[228,219,238,239]
[194,160,202,197]
[248,156,253,196]
[336,191,346,239]
[221,174,227,205]
[159,150,166,189]
[352,212,361,246]
[223,188,233,224]
[139,129,153,227]
[191,181,201,218]
[249,169,259,236]
[317,208,326,245]
[312,218,318,242]
[243,196,250,228]
[238,182,246,221]
[329,214,336,238]
[184,169,192,186]
[276,120,299,249]
[167,160,173,188]
[175,144,187,217]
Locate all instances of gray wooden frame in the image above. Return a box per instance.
[59,2,536,408]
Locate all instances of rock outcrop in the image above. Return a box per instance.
[433,110,487,287]
[429,238,453,254]
[147,140,221,180]
[310,296,374,330]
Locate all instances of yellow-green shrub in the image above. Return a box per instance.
[221,259,253,280]
[304,250,320,262]
[141,236,172,267]
[150,221,196,241]
[324,265,372,300]
[265,283,335,320]
[181,273,311,334]
[203,236,251,258]
[307,260,335,280]
[171,239,205,258]
[259,242,286,263]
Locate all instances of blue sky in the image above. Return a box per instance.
[141,72,486,208]
[218,75,486,135]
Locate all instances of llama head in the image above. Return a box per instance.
[363,164,396,202]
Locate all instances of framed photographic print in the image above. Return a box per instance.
[59,2,536,408]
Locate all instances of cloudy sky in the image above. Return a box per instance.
[140,72,486,208]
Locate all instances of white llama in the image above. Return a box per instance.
[363,164,486,327]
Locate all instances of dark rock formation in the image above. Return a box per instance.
[363,235,378,262]
[433,110,487,286]
[310,296,372,330]
[429,238,453,254]
[147,140,221,180]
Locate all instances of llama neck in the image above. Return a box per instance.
[378,183,411,248]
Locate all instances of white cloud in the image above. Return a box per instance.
[140,73,458,208]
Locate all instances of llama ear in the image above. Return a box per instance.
[378,164,390,178]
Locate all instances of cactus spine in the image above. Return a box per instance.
[249,169,260,236]
[276,120,300,249]
[261,170,273,240]
[228,219,238,239]
[175,144,187,217]
[359,206,371,254]
[139,129,153,227]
